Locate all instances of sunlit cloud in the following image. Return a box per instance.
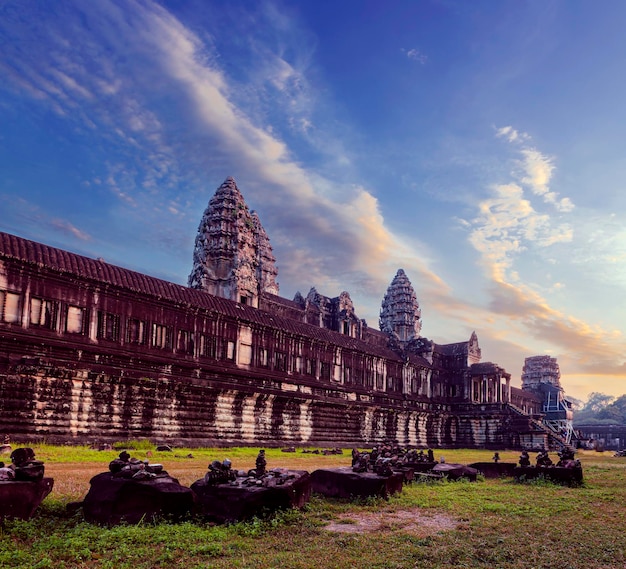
[488,280,626,374]
[467,182,572,282]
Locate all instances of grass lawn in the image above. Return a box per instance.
[1,445,625,569]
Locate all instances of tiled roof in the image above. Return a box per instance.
[511,386,543,402]
[0,231,399,359]
[436,341,469,355]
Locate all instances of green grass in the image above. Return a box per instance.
[2,447,625,568]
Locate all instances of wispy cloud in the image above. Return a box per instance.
[0,195,91,243]
[467,182,573,282]
[495,125,530,143]
[50,219,91,241]
[495,126,575,213]
[402,48,428,64]
[0,0,446,325]
[467,128,575,283]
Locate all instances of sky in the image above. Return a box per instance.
[1,0,626,403]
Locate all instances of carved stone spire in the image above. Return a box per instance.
[188,177,279,307]
[251,211,279,296]
[379,269,422,347]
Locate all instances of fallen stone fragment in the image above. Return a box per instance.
[310,466,404,500]
[191,469,311,523]
[0,478,54,520]
[82,472,195,525]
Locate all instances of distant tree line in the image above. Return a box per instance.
[573,392,626,425]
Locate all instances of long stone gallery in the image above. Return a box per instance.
[0,177,568,449]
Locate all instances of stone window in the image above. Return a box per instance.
[258,347,268,367]
[343,366,352,384]
[97,311,120,342]
[472,380,480,402]
[238,343,252,365]
[152,323,171,349]
[320,361,331,380]
[199,334,217,359]
[30,297,58,330]
[0,290,20,323]
[177,330,195,355]
[127,318,146,344]
[274,351,286,372]
[411,374,421,394]
[376,372,385,391]
[226,340,236,361]
[65,305,87,334]
[353,369,363,386]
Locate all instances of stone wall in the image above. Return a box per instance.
[0,347,521,449]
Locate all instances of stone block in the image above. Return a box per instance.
[0,478,54,520]
[191,469,311,523]
[310,467,403,500]
[82,472,195,525]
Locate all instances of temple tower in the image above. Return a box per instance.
[379,269,422,347]
[251,211,279,296]
[521,355,573,445]
[521,355,562,391]
[188,177,279,307]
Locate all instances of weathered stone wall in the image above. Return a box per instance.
[0,353,519,448]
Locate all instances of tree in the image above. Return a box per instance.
[574,392,617,425]
[583,392,615,413]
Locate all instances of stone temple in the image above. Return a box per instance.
[0,177,565,449]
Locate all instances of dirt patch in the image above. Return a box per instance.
[324,508,459,536]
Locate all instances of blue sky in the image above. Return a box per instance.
[1,0,626,402]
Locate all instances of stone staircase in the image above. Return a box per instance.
[505,403,569,450]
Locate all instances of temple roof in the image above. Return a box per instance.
[0,231,397,359]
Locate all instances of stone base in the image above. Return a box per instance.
[82,472,195,525]
[310,467,403,500]
[431,463,479,481]
[191,470,311,523]
[468,462,517,478]
[0,478,54,520]
[403,461,438,473]
[513,466,583,484]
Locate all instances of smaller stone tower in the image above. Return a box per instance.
[188,177,279,307]
[379,269,422,348]
[521,355,562,391]
[521,355,573,445]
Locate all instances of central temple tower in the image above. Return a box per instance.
[188,177,279,306]
[379,269,422,348]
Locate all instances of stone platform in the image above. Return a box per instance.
[310,467,404,500]
[82,472,195,525]
[191,469,311,523]
[468,462,518,478]
[431,463,479,481]
[513,465,583,484]
[0,478,54,520]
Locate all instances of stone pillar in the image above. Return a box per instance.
[497,373,501,403]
